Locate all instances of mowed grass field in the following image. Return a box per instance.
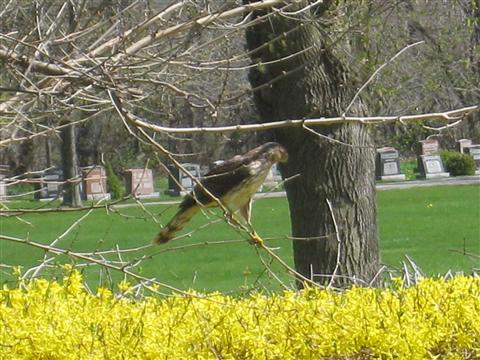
[0,185,479,292]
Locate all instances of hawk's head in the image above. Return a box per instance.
[262,142,288,164]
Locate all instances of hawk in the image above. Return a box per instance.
[153,142,288,245]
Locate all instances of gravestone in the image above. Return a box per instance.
[0,165,8,201]
[417,139,439,156]
[263,164,283,189]
[456,139,472,154]
[464,145,480,174]
[166,163,201,196]
[82,165,110,200]
[179,163,201,195]
[375,147,405,181]
[34,168,64,200]
[166,164,180,196]
[417,139,450,179]
[419,155,449,178]
[125,168,158,198]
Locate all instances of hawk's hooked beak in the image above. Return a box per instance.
[275,149,288,164]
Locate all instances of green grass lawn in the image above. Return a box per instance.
[377,185,479,276]
[1,185,479,292]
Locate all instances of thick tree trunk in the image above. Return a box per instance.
[244,1,380,287]
[61,122,82,207]
[468,0,480,139]
[469,0,480,75]
[44,137,52,168]
[60,3,82,208]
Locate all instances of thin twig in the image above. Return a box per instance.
[0,234,189,296]
[326,198,342,289]
[343,41,425,115]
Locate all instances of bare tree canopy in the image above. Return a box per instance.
[0,1,478,293]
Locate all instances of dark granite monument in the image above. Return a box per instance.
[464,145,480,174]
[167,163,201,196]
[34,167,63,200]
[376,147,406,181]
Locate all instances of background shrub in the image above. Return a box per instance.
[105,161,125,199]
[440,150,476,176]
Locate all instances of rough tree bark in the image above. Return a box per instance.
[467,0,480,138]
[244,1,380,287]
[61,121,82,208]
[60,2,82,208]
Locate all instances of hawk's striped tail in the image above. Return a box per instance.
[153,205,199,244]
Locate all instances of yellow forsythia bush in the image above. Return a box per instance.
[0,272,479,359]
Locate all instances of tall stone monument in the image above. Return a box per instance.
[125,168,158,198]
[416,139,449,179]
[82,165,110,200]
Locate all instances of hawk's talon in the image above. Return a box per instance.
[249,232,264,247]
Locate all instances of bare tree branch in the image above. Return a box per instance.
[127,105,479,134]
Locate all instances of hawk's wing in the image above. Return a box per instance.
[153,142,287,244]
[180,143,273,209]
[182,163,252,209]
[153,161,253,245]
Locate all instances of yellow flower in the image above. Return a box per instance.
[0,272,478,359]
[12,266,23,278]
[118,279,133,294]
